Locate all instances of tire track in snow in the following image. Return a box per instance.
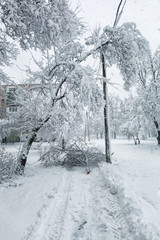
[88,168,133,240]
[58,169,90,240]
[23,168,72,240]
[102,192,132,239]
[23,166,134,240]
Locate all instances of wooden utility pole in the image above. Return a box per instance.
[101,53,112,163]
[101,0,127,163]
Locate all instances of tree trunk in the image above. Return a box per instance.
[16,130,37,174]
[157,131,160,145]
[133,136,137,145]
[84,124,87,142]
[100,132,103,139]
[133,136,140,145]
[87,121,90,141]
[15,87,66,173]
[86,111,90,141]
[101,53,112,163]
[62,137,65,150]
[153,118,160,145]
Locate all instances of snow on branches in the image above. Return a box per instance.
[0,30,18,66]
[0,0,82,50]
[86,22,149,90]
[103,23,149,90]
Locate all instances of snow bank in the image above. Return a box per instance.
[99,162,160,239]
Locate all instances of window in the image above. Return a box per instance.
[1,99,5,104]
[9,88,16,92]
[7,89,16,106]
[9,106,17,112]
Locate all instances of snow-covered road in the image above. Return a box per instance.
[1,139,160,240]
[0,163,134,240]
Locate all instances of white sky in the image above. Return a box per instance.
[70,0,160,97]
[71,0,160,52]
[3,0,160,97]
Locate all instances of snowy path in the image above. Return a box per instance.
[0,164,134,240]
[24,169,72,240]
[22,166,133,240]
[1,139,160,239]
[85,168,132,240]
[91,138,160,239]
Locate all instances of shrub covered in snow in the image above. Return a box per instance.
[0,148,17,183]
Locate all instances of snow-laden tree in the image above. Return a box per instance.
[0,30,18,145]
[0,0,82,50]
[134,47,160,145]
[90,110,104,139]
[90,94,124,140]
[0,0,152,168]
[121,105,148,144]
[146,49,160,144]
[104,94,150,143]
[109,95,123,139]
[86,22,149,90]
[0,31,18,65]
[0,29,18,85]
[5,53,101,172]
[0,0,89,171]
[85,21,149,162]
[104,23,149,90]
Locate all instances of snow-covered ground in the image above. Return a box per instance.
[0,139,160,240]
[93,138,160,234]
[115,139,160,231]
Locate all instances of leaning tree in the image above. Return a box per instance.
[0,0,103,172]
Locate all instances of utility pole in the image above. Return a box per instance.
[101,53,112,163]
[101,0,127,163]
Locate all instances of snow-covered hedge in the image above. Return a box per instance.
[0,148,17,183]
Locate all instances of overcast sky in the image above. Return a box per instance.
[71,0,160,52]
[3,0,160,96]
[70,0,160,96]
